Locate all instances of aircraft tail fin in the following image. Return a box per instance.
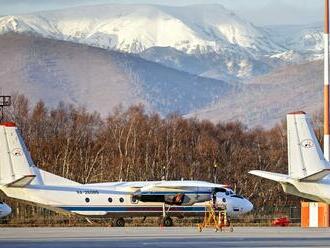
[0,122,79,186]
[287,112,330,181]
[0,122,36,186]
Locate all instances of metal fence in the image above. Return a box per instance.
[0,205,301,227]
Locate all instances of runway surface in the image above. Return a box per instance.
[1,227,330,248]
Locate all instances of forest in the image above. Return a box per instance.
[2,94,321,223]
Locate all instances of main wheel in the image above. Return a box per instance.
[162,217,173,227]
[113,217,125,227]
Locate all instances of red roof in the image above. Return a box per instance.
[1,122,16,127]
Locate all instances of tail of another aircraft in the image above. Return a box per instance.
[286,112,330,181]
[0,122,79,187]
[250,111,330,182]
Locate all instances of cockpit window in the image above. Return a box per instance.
[231,195,244,199]
[216,188,227,193]
[225,189,235,195]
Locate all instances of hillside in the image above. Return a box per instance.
[187,60,323,127]
[0,33,324,127]
[0,33,232,116]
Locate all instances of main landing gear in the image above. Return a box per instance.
[112,217,125,227]
[159,203,174,227]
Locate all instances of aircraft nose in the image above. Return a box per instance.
[244,199,253,213]
[4,204,12,216]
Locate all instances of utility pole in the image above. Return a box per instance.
[213,163,217,183]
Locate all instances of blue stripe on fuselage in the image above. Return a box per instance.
[136,192,211,195]
[60,206,206,212]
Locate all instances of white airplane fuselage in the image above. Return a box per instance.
[1,181,252,218]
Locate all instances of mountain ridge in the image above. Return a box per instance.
[0,3,285,81]
[0,33,232,116]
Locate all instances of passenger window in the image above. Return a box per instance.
[85,197,90,203]
[119,197,124,203]
[108,197,113,203]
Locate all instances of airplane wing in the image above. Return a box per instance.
[138,180,228,190]
[87,180,229,191]
[132,180,229,205]
[87,180,230,206]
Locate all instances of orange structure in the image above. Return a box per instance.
[301,202,329,228]
[324,0,330,161]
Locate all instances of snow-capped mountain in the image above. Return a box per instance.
[0,5,324,74]
[0,4,280,54]
[265,24,323,61]
[0,4,285,81]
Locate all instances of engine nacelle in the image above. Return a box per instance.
[135,193,210,206]
[166,193,210,206]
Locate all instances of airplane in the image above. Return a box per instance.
[0,122,253,226]
[250,111,330,203]
[0,201,11,218]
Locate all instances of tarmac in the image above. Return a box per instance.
[0,227,330,248]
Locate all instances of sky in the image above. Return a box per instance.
[0,0,324,26]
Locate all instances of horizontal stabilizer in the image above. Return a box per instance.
[249,170,290,183]
[299,169,330,182]
[6,175,36,187]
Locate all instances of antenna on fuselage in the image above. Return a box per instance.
[0,95,11,122]
[213,163,218,183]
